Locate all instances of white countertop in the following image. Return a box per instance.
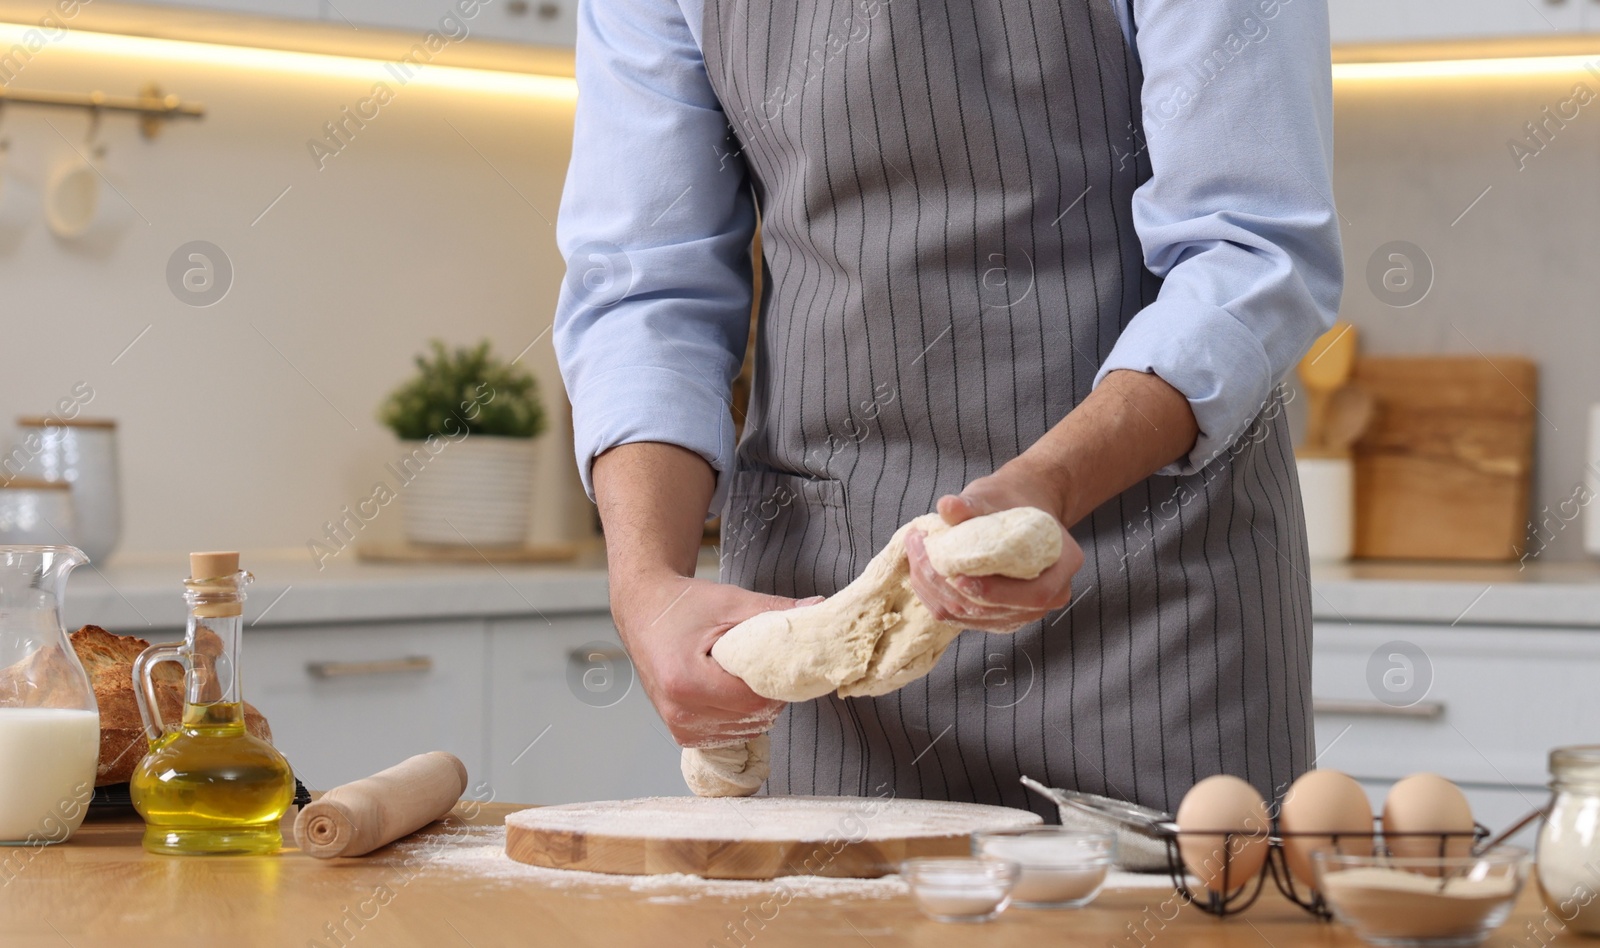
[63,550,615,633]
[1310,560,1600,628]
[60,550,1600,633]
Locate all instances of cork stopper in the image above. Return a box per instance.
[190,551,239,581]
[188,551,243,618]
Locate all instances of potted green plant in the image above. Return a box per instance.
[379,340,547,547]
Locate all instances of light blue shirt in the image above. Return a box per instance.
[553,0,1343,515]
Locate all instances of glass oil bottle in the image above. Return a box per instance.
[130,552,295,855]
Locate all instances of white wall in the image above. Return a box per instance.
[5,27,1597,566]
[0,26,586,562]
[1330,66,1600,563]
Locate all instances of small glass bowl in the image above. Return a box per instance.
[901,856,1020,923]
[1312,847,1531,948]
[972,827,1116,909]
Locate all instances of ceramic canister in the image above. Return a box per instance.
[1586,405,1600,558]
[11,418,121,563]
[1295,456,1354,562]
[0,480,77,545]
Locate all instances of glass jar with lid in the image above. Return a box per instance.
[1537,745,1600,935]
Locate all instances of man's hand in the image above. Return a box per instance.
[905,462,1085,633]
[613,574,818,748]
[905,369,1197,633]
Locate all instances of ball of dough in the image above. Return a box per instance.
[681,735,770,798]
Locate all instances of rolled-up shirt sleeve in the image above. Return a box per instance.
[1096,0,1344,474]
[553,0,752,514]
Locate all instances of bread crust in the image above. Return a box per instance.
[68,625,274,786]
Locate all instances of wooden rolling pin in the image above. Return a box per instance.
[294,752,468,859]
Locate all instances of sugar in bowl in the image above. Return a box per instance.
[901,856,1020,923]
[972,827,1116,909]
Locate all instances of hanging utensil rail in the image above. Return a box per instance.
[0,83,203,138]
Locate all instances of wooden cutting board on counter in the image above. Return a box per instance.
[504,796,1041,880]
[1351,355,1536,561]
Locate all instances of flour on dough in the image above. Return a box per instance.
[684,506,1061,796]
[923,506,1062,581]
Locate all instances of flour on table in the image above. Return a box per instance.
[400,825,908,902]
[392,824,1177,902]
[503,795,1040,842]
[1104,869,1194,890]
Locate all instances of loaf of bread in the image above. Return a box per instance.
[0,639,83,709]
[70,625,274,786]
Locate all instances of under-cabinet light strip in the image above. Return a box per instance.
[2,20,1596,93]
[1334,53,1600,82]
[0,22,577,100]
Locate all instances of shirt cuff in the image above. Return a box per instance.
[570,364,737,518]
[1093,299,1274,476]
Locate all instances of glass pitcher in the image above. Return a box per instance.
[130,551,294,856]
[0,545,99,845]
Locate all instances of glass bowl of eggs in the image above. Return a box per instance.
[1311,847,1531,948]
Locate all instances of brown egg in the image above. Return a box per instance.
[1175,774,1272,894]
[1279,769,1374,889]
[1382,773,1475,865]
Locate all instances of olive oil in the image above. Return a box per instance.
[130,552,297,856]
[130,701,294,855]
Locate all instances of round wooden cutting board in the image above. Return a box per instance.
[504,796,1042,880]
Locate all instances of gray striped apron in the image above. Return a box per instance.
[708,0,1312,817]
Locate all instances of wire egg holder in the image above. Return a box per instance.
[1018,776,1531,921]
[1159,819,1490,919]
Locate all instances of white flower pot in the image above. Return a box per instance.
[396,435,536,547]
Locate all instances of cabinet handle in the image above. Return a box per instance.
[1313,697,1445,719]
[567,646,629,666]
[306,656,434,679]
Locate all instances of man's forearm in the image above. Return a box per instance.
[593,442,716,589]
[590,445,791,748]
[1007,369,1200,526]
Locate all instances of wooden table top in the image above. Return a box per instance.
[0,803,1581,948]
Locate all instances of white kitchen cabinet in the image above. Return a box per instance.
[245,620,488,794]
[486,616,685,805]
[320,0,461,32]
[470,0,576,47]
[327,0,575,46]
[1330,0,1591,44]
[1311,621,1598,839]
[136,0,324,17]
[95,0,575,46]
